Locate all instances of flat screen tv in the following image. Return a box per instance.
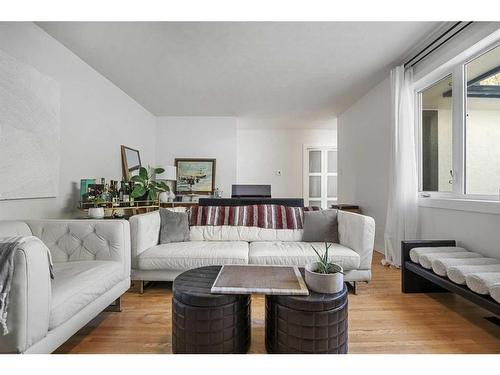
[231,184,271,198]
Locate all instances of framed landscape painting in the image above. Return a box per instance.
[175,158,216,195]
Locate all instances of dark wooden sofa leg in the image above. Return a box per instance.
[348,281,357,295]
[401,240,455,294]
[105,297,122,312]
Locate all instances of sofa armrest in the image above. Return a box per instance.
[129,211,160,268]
[337,210,375,270]
[0,237,51,353]
[26,219,131,279]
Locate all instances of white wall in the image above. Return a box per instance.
[0,22,156,220]
[419,207,500,259]
[155,117,337,200]
[236,127,337,198]
[338,78,391,251]
[155,117,238,198]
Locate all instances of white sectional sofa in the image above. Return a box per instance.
[130,209,375,289]
[0,219,131,354]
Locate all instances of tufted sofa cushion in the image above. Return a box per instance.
[26,220,128,264]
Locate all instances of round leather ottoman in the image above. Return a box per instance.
[172,266,251,354]
[265,283,348,354]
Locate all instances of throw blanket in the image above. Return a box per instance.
[189,204,308,229]
[0,237,53,336]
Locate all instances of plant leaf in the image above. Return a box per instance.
[158,181,169,191]
[131,185,146,198]
[148,189,157,201]
[131,175,143,183]
[154,167,165,174]
[139,167,148,180]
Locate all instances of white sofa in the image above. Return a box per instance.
[0,219,130,354]
[130,210,375,289]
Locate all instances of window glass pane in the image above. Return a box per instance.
[327,176,337,197]
[327,200,337,208]
[465,45,500,195]
[308,200,321,208]
[421,75,453,192]
[309,176,321,198]
[327,150,337,173]
[309,150,321,173]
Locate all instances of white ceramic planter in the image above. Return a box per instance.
[88,207,104,219]
[305,262,344,294]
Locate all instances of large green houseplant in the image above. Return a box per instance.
[130,166,170,202]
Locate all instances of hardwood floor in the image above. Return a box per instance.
[55,252,500,354]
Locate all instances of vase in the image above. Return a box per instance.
[88,207,105,219]
[159,191,169,203]
[305,262,344,294]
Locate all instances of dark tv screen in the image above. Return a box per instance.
[231,184,271,198]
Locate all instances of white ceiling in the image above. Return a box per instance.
[38,22,441,127]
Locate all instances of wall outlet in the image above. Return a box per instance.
[276,170,282,176]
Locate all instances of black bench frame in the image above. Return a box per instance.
[401,240,500,316]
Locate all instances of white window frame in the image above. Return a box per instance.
[302,145,337,209]
[414,29,500,211]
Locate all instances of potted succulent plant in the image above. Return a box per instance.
[305,242,345,294]
[130,166,170,203]
[88,197,106,219]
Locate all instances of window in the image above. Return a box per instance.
[417,38,500,200]
[303,146,337,208]
[420,75,453,192]
[465,45,500,195]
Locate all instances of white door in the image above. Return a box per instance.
[303,146,338,209]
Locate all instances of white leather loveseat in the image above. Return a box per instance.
[0,219,131,354]
[130,210,375,290]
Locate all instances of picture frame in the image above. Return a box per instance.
[175,158,216,195]
[121,145,142,180]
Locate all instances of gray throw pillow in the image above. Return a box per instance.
[159,208,190,244]
[302,209,339,243]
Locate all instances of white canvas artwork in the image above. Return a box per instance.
[0,49,60,200]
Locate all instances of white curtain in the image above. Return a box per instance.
[383,65,418,267]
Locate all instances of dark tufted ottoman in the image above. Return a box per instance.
[172,266,251,354]
[265,279,348,354]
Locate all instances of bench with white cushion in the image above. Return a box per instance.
[402,240,500,316]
